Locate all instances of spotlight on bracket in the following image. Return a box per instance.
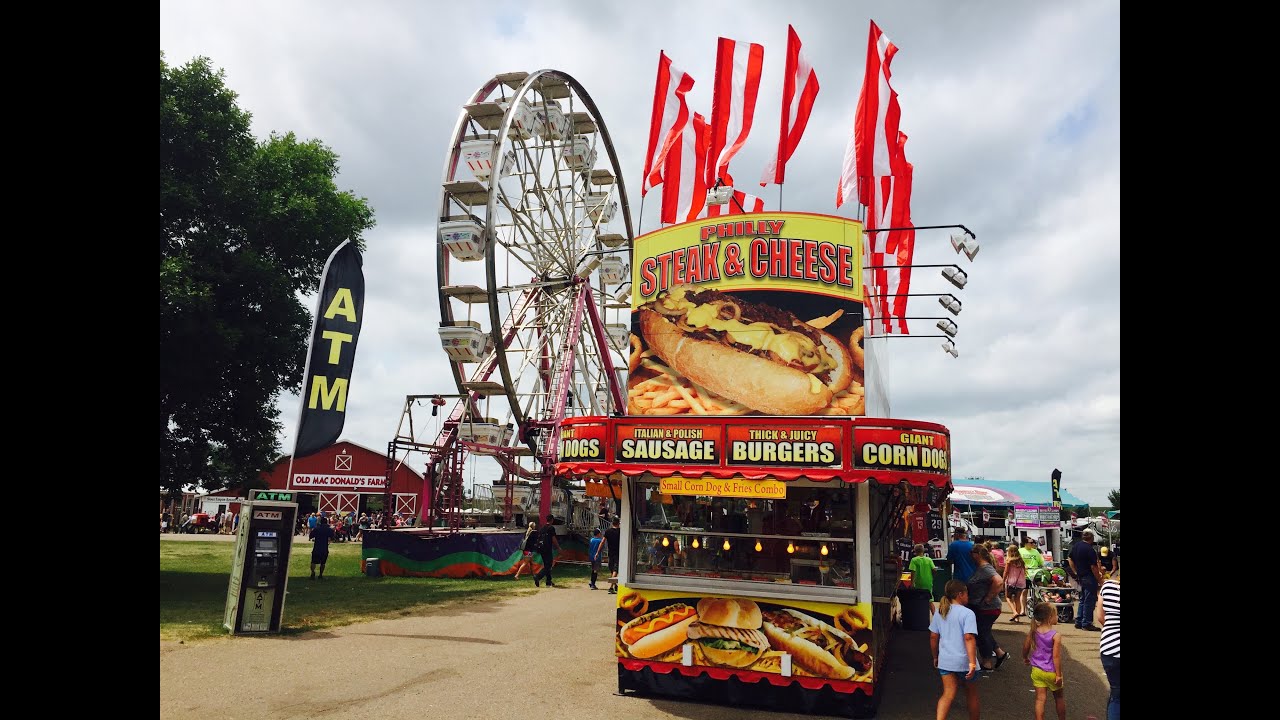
[706,184,733,206]
[937,319,959,337]
[950,232,980,261]
[942,266,969,290]
[938,295,962,316]
[942,339,959,358]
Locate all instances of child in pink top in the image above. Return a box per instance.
[1021,602,1066,720]
[1004,543,1028,622]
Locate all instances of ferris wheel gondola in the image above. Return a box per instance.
[425,70,634,528]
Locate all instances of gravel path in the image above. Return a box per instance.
[161,537,1111,719]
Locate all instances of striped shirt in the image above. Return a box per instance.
[1098,579,1120,657]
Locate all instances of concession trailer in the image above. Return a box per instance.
[556,414,952,718]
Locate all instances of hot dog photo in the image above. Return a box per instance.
[615,589,874,682]
[628,287,866,417]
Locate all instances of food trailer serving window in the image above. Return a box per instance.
[630,478,856,597]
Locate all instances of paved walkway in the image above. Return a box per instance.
[161,538,1111,719]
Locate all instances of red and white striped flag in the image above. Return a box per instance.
[720,189,766,215]
[641,52,695,196]
[705,37,764,190]
[660,112,709,224]
[864,133,914,335]
[884,146,915,333]
[836,20,903,209]
[761,25,819,187]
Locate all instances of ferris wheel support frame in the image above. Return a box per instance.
[430,69,636,532]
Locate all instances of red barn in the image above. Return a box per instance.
[258,440,425,519]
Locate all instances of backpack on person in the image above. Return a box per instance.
[524,532,541,553]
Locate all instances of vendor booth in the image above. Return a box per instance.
[947,479,1090,561]
[557,415,951,718]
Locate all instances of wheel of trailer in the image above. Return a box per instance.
[436,70,634,458]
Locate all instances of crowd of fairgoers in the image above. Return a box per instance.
[158,508,418,538]
[159,508,237,534]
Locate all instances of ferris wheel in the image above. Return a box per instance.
[428,70,633,526]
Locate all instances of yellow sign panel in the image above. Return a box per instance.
[658,476,787,499]
[631,212,864,304]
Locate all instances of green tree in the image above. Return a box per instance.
[160,53,374,496]
[1106,488,1120,510]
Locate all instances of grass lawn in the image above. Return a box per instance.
[160,539,591,643]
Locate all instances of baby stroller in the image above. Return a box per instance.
[1027,567,1077,624]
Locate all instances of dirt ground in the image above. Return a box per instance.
[160,537,1112,719]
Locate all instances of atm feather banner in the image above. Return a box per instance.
[292,240,365,459]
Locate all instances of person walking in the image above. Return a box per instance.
[513,521,538,580]
[309,516,335,580]
[1019,536,1046,571]
[1021,601,1067,720]
[988,540,1005,577]
[909,543,937,615]
[1094,566,1120,720]
[1068,530,1104,631]
[604,518,621,594]
[929,580,980,720]
[588,528,605,589]
[1004,543,1028,622]
[947,529,977,584]
[967,543,1011,672]
[533,514,560,588]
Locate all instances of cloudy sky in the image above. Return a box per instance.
[160,1,1119,505]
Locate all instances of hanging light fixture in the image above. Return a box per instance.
[755,540,763,552]
[938,294,962,315]
[786,542,795,554]
[820,544,829,556]
[941,266,969,289]
[662,536,670,547]
[691,538,700,549]
[722,539,731,551]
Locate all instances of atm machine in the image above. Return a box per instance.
[224,499,298,634]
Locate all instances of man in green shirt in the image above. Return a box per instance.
[908,543,937,614]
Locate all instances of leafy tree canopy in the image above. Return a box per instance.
[1106,488,1119,510]
[160,53,374,496]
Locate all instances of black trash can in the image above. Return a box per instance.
[365,557,381,578]
[900,588,934,631]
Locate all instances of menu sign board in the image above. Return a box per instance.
[628,213,866,417]
[854,427,949,475]
[658,476,786,499]
[557,422,608,462]
[1013,504,1060,529]
[615,423,723,464]
[725,425,843,468]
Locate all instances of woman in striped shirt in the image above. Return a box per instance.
[1093,566,1120,720]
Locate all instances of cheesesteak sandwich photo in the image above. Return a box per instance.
[761,608,872,680]
[685,597,771,668]
[637,286,853,415]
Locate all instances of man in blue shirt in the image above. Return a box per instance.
[947,529,977,584]
[1068,529,1103,630]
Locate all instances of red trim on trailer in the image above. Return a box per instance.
[556,415,951,487]
[618,658,875,695]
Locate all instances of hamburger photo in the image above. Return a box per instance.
[685,597,770,668]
